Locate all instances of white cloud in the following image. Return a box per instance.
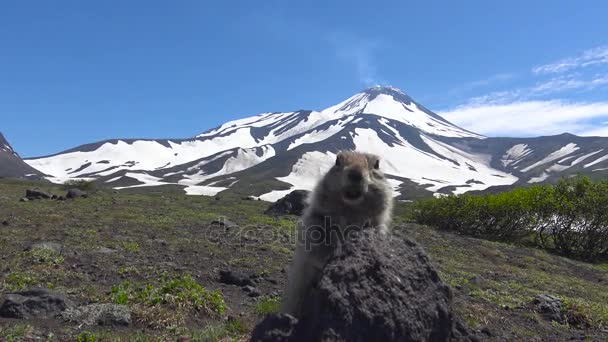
[532,46,608,74]
[532,73,608,94]
[440,100,608,137]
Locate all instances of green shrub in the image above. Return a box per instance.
[110,273,226,316]
[413,176,608,260]
[254,296,281,316]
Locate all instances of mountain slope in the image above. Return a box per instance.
[24,87,608,199]
[0,132,45,179]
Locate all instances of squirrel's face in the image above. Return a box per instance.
[333,152,383,206]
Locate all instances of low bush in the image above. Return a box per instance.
[413,176,608,260]
[110,273,225,316]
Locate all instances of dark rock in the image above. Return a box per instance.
[1,220,8,226]
[264,190,309,216]
[25,189,52,200]
[51,195,58,200]
[251,230,474,342]
[533,294,565,323]
[481,327,493,337]
[243,285,261,297]
[0,288,74,319]
[62,303,131,327]
[215,196,221,201]
[66,188,88,199]
[251,313,299,342]
[57,196,66,201]
[242,196,256,201]
[210,218,237,229]
[219,270,255,287]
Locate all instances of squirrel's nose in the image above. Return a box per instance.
[348,169,363,183]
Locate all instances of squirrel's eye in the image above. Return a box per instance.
[374,159,380,169]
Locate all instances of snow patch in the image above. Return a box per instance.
[501,144,533,167]
[584,153,608,168]
[521,143,579,172]
[529,172,550,183]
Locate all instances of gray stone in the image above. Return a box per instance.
[264,190,309,216]
[0,288,74,319]
[25,189,52,200]
[210,218,237,229]
[251,230,474,341]
[219,269,255,287]
[243,285,261,297]
[66,188,88,199]
[533,294,565,323]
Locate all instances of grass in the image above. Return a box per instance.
[254,296,281,316]
[1,178,607,341]
[109,273,225,329]
[402,223,608,337]
[0,324,35,341]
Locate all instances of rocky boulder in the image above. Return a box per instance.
[66,188,88,199]
[219,269,256,287]
[251,230,474,342]
[533,294,565,323]
[25,189,52,200]
[0,288,74,319]
[264,190,309,216]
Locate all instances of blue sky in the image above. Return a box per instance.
[1,1,607,157]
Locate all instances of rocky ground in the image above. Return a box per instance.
[0,179,607,341]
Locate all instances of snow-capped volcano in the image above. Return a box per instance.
[24,87,608,199]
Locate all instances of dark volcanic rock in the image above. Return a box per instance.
[219,269,255,287]
[26,189,52,200]
[243,285,261,297]
[0,288,74,319]
[251,231,474,342]
[264,190,309,216]
[533,294,565,323]
[251,314,300,342]
[66,188,88,199]
[210,218,238,229]
[62,303,131,327]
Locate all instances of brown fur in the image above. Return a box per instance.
[280,150,394,317]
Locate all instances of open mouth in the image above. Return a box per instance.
[343,189,363,201]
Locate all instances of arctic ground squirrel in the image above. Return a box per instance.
[281,150,394,317]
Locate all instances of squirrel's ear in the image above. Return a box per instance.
[335,154,342,167]
[374,159,380,169]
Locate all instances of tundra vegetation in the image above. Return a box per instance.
[0,178,606,340]
[414,175,608,261]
